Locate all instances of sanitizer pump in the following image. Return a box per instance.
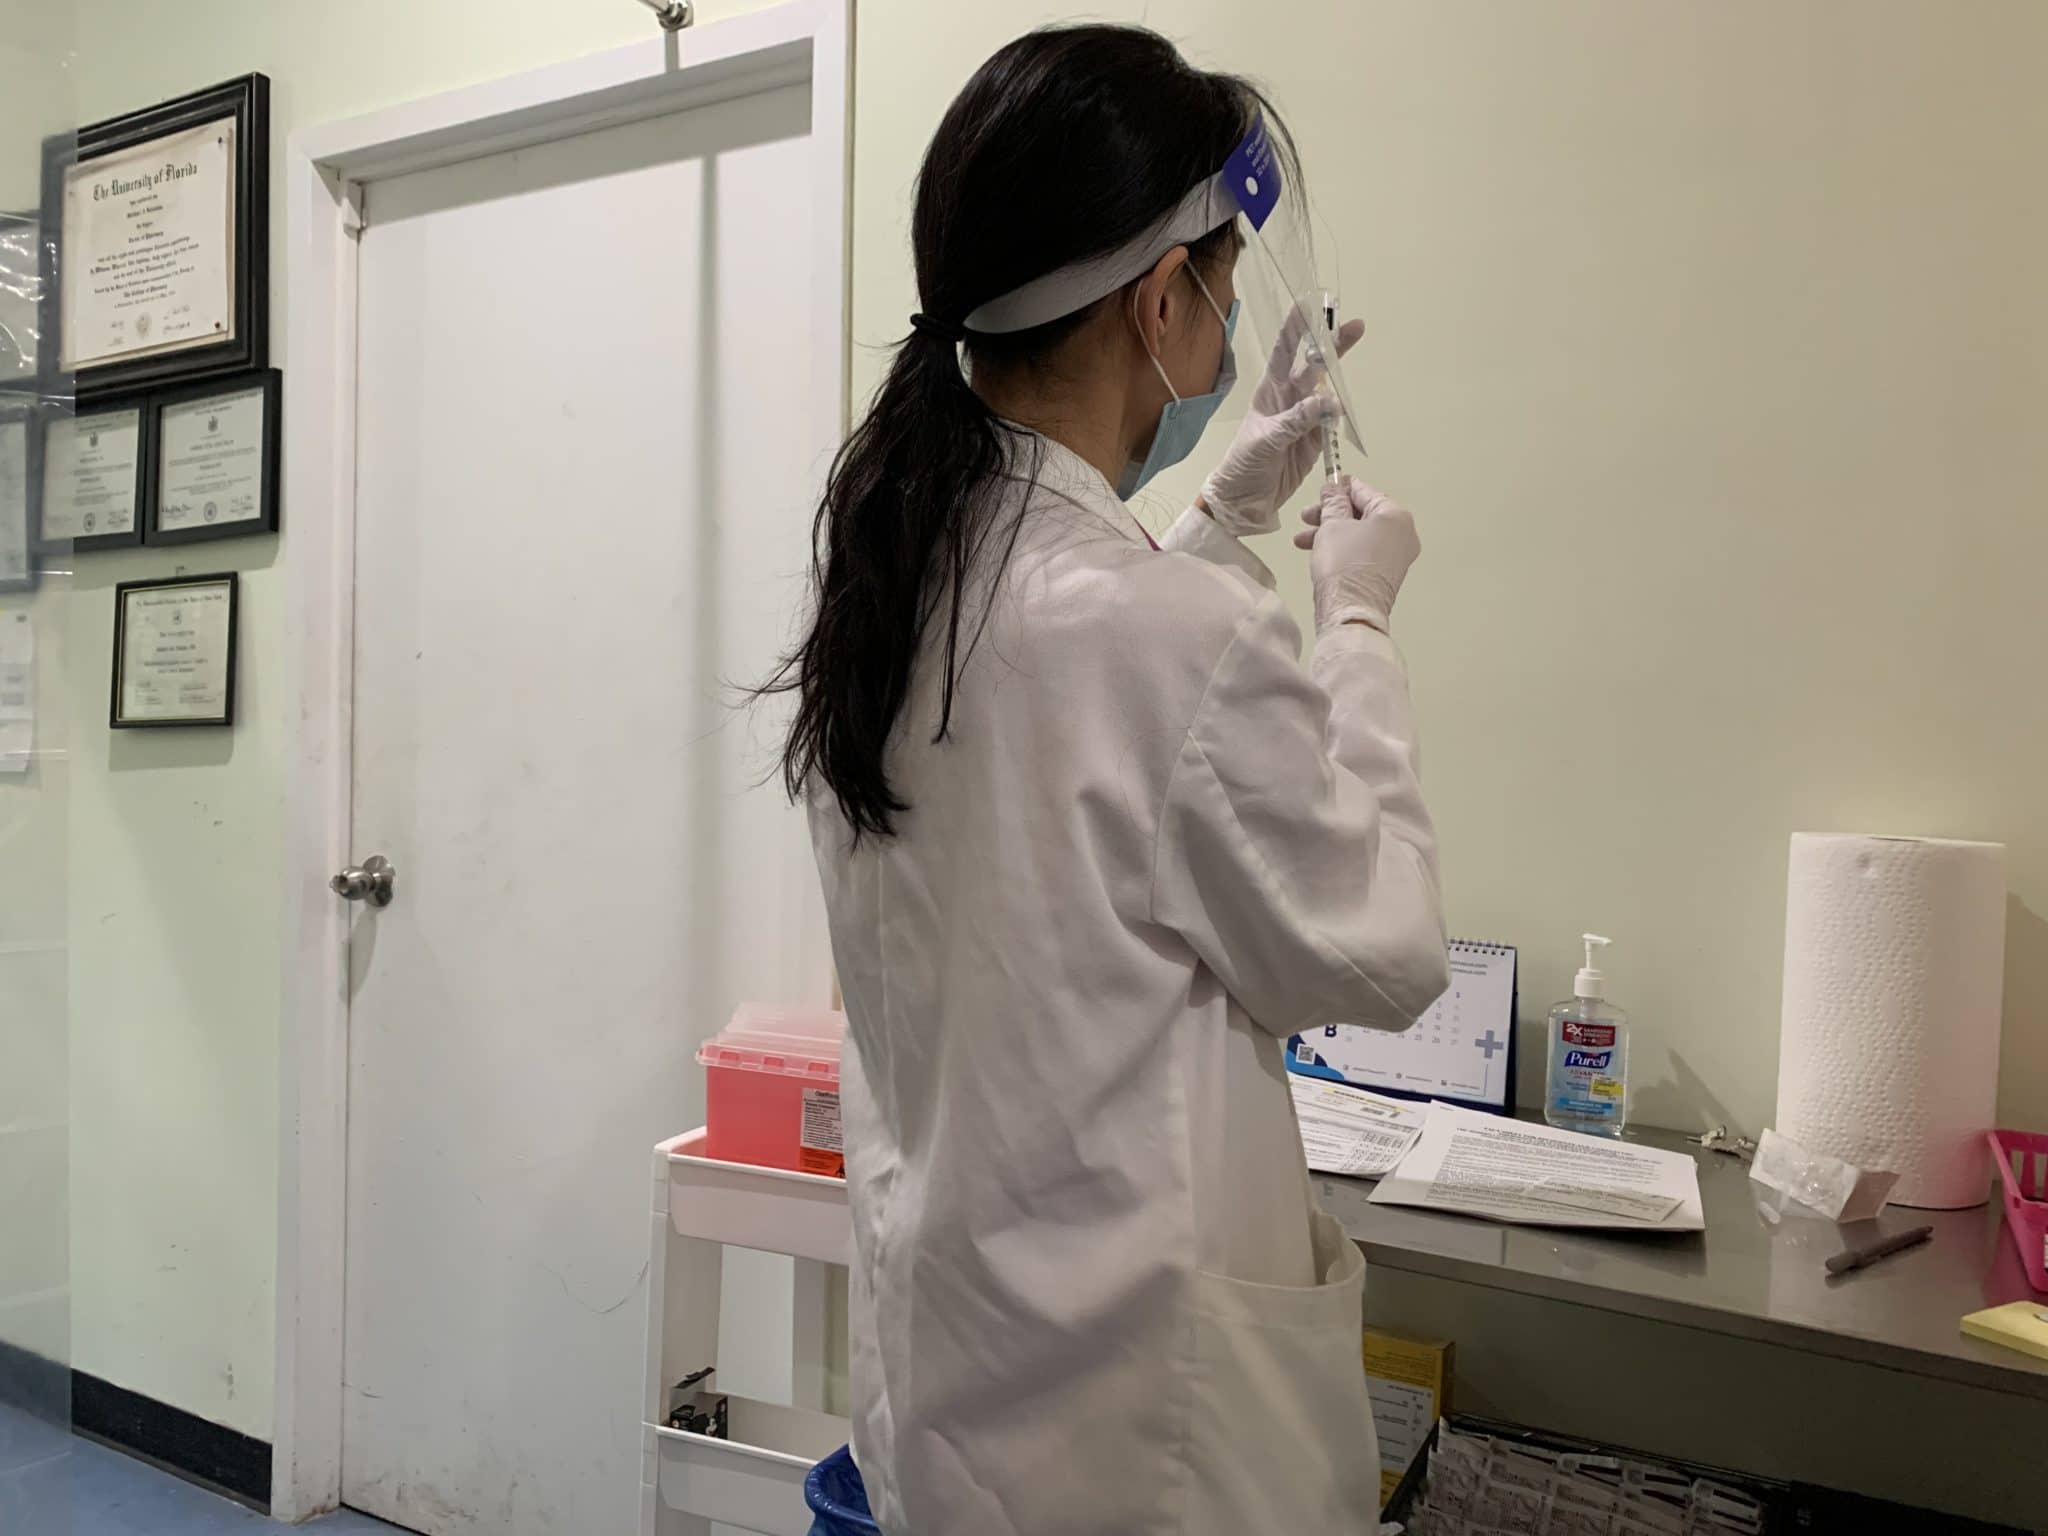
[1544,934,1630,1136]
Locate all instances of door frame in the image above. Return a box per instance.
[272,3,851,1517]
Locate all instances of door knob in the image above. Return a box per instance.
[331,855,396,907]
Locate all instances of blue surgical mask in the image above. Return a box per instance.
[1117,272,1239,501]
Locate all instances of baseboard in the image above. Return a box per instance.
[0,1340,273,1509]
[0,1336,69,1425]
[69,1369,271,1511]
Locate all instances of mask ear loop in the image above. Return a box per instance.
[1133,259,1232,403]
[1186,264,1230,331]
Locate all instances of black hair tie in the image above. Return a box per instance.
[910,312,967,344]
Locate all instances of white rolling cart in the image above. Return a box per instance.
[641,1129,853,1536]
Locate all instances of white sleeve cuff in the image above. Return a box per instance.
[1312,616,1401,669]
[1158,506,1278,592]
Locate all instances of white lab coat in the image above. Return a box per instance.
[807,431,1448,1536]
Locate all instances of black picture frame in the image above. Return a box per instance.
[110,571,238,730]
[34,394,150,553]
[43,74,269,400]
[0,209,43,395]
[144,368,280,545]
[0,396,39,594]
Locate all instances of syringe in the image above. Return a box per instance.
[1317,290,1342,485]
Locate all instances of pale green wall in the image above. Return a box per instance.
[52,0,2048,1452]
[60,0,785,1442]
[850,0,2048,1143]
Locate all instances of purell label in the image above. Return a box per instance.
[1564,1049,1613,1070]
[1561,1020,1616,1048]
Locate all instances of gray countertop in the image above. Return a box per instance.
[1322,1121,2048,1400]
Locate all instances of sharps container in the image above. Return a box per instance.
[696,1004,847,1177]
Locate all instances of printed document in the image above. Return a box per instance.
[1370,1102,1705,1231]
[0,613,30,774]
[1291,1077,1427,1178]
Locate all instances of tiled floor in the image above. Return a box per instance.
[1,1403,410,1535]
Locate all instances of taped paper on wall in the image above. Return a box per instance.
[0,612,31,775]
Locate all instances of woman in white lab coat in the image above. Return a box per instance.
[769,25,1448,1536]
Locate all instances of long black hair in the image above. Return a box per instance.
[770,25,1297,840]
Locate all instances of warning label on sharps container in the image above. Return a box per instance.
[800,1088,845,1178]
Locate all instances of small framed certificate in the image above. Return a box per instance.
[0,400,37,592]
[146,369,279,544]
[36,398,147,551]
[46,74,269,396]
[111,572,237,729]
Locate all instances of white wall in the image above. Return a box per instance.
[55,0,2048,1450]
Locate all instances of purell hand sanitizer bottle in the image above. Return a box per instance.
[1544,934,1629,1136]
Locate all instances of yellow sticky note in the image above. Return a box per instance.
[1363,1330,1452,1503]
[1961,1301,2048,1363]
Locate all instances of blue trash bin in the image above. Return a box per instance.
[804,1445,881,1535]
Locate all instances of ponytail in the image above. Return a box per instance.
[767,327,1022,840]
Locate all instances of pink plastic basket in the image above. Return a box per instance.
[1986,1129,2048,1293]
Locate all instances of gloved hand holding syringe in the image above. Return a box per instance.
[1292,289,1415,637]
[1197,298,1365,537]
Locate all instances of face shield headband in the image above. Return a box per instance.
[957,117,1363,458]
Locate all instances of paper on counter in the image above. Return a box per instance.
[1370,1102,1705,1231]
[1290,1076,1427,1178]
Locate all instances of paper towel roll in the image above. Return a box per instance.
[1776,834,2006,1209]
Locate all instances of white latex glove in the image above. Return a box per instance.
[1198,310,1365,535]
[1300,476,1420,634]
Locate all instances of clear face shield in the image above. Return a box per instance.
[1215,116,1366,477]
[958,114,1361,481]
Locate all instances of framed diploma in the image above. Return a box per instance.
[0,211,42,391]
[0,400,37,592]
[46,74,268,396]
[36,398,148,552]
[146,369,279,544]
[111,572,237,729]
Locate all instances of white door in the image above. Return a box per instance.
[339,70,833,1536]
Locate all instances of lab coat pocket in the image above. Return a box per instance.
[1179,1209,1381,1536]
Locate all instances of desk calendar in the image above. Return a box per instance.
[1287,940,1518,1114]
